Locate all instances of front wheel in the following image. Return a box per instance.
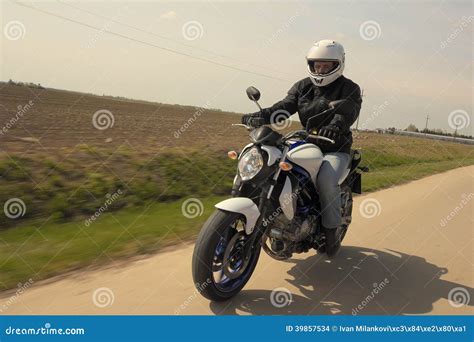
[192,209,261,301]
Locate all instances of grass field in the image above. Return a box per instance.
[0,82,473,290]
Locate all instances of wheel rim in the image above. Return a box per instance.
[211,219,257,292]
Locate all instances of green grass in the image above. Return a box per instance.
[363,159,472,192]
[0,196,224,291]
[0,148,235,227]
[0,136,473,291]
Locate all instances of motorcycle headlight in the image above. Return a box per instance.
[238,147,263,181]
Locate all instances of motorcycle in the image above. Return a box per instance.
[192,86,368,301]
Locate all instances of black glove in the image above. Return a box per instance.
[241,113,265,127]
[318,124,342,141]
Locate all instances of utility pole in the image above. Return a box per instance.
[424,114,430,133]
[453,124,458,141]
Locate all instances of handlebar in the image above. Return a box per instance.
[283,130,335,144]
[232,125,335,144]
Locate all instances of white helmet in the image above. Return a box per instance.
[306,40,345,87]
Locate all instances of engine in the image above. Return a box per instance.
[263,212,318,260]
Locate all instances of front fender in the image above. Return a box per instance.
[215,197,260,234]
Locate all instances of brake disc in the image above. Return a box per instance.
[222,232,252,279]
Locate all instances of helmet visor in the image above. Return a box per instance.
[308,60,340,76]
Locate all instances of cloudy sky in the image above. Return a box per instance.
[1,0,473,134]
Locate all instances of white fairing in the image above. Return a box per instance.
[279,177,295,220]
[261,145,282,166]
[215,197,260,235]
[286,143,324,185]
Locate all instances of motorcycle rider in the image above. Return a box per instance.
[241,40,362,257]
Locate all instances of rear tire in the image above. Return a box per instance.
[192,209,261,301]
[339,183,353,243]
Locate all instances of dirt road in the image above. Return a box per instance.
[1,166,473,315]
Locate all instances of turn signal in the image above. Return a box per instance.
[279,161,293,171]
[228,150,238,160]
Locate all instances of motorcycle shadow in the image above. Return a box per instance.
[209,245,473,315]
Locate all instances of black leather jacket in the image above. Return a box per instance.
[258,76,362,154]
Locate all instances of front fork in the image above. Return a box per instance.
[240,144,291,258]
[243,184,279,258]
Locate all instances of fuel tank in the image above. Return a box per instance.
[286,143,324,184]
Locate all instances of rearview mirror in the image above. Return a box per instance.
[246,86,261,102]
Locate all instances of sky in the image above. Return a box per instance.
[1,0,473,134]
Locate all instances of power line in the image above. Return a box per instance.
[13,1,291,83]
[57,0,292,78]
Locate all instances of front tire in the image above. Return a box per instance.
[192,209,261,301]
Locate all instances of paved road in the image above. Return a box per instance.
[1,166,473,315]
